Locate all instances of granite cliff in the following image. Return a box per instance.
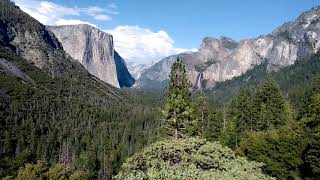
[136,6,320,90]
[48,25,134,88]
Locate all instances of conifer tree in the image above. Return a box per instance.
[161,58,194,139]
[253,78,291,130]
[228,89,255,132]
[303,93,320,178]
[194,90,209,136]
[204,109,223,141]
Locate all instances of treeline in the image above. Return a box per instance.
[1,46,320,179]
[154,56,320,179]
[0,46,161,179]
[200,76,320,179]
[115,58,274,179]
[115,57,320,179]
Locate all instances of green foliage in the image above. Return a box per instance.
[203,108,223,141]
[115,138,273,180]
[223,79,292,148]
[219,119,237,148]
[253,78,291,130]
[234,77,320,179]
[1,2,320,178]
[69,170,87,180]
[194,91,209,136]
[303,133,320,179]
[16,160,49,180]
[161,58,195,139]
[0,44,160,178]
[238,123,308,179]
[302,93,320,131]
[228,89,255,135]
[15,160,88,180]
[302,93,320,178]
[47,163,73,180]
[75,148,99,179]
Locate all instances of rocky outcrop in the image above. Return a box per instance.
[114,51,135,87]
[136,6,320,90]
[0,58,34,84]
[0,0,84,77]
[48,25,120,87]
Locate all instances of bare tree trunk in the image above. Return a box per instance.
[236,133,238,147]
[201,110,204,136]
[223,111,226,130]
[174,111,178,139]
[175,127,178,139]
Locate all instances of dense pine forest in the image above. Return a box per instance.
[0,45,162,179]
[0,0,320,179]
[2,50,320,179]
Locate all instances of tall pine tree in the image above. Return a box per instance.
[194,90,209,137]
[161,58,194,139]
[253,78,291,130]
[229,89,255,130]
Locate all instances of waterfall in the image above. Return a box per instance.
[193,72,204,91]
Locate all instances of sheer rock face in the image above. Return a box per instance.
[48,25,121,87]
[114,51,135,87]
[137,6,320,90]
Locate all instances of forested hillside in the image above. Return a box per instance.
[0,1,160,179]
[0,44,161,179]
[1,0,320,179]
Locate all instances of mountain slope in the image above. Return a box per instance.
[0,1,87,78]
[207,53,320,106]
[0,1,159,178]
[137,6,320,90]
[127,62,150,80]
[135,52,192,89]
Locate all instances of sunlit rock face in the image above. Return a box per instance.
[137,6,320,90]
[49,25,123,88]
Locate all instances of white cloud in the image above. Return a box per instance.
[94,14,111,21]
[13,0,195,65]
[85,6,105,16]
[13,0,117,26]
[105,26,197,64]
[55,19,97,27]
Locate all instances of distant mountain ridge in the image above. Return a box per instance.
[127,62,151,80]
[136,6,320,90]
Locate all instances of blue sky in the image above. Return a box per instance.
[14,0,320,64]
